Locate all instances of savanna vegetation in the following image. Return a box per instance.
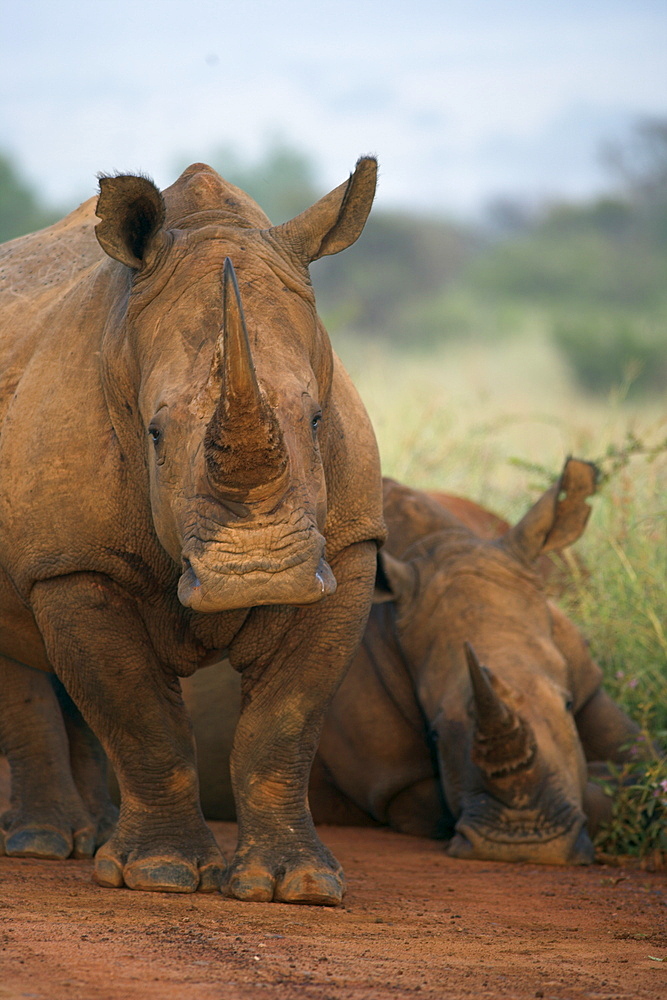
[2,123,665,861]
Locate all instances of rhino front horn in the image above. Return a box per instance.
[465,642,511,734]
[465,642,536,779]
[204,258,289,501]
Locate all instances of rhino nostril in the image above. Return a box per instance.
[181,558,201,589]
[446,833,474,859]
[569,824,594,866]
[314,557,337,598]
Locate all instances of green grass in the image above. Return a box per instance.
[334,331,667,860]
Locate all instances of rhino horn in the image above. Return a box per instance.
[465,642,536,780]
[204,258,289,501]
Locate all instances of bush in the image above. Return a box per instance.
[594,746,667,865]
[552,309,667,396]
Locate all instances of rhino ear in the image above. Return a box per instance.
[373,549,417,605]
[268,157,377,265]
[95,174,167,270]
[501,457,598,565]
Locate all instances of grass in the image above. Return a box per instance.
[333,328,667,861]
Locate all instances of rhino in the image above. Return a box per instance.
[187,461,644,864]
[0,159,384,905]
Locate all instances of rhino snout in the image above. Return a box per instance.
[177,547,337,612]
[448,807,594,866]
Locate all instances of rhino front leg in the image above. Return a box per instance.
[575,688,643,763]
[0,655,97,859]
[31,573,224,893]
[227,541,377,906]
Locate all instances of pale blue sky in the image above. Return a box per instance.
[2,0,666,216]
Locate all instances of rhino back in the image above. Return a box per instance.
[0,197,100,299]
[0,199,106,424]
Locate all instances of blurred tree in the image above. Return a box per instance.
[315,211,479,340]
[209,138,319,224]
[0,152,59,242]
[460,118,667,397]
[602,117,667,208]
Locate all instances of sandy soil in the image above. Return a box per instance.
[1,765,666,1000]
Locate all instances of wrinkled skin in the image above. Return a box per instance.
[189,463,646,865]
[0,160,384,904]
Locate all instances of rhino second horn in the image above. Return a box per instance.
[204,258,289,501]
[464,642,536,779]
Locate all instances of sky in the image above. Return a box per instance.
[2,0,666,218]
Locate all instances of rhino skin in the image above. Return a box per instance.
[0,160,384,904]
[188,461,646,865]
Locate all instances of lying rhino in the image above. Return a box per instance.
[187,460,643,864]
[0,160,384,904]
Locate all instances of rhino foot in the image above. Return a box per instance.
[93,822,225,893]
[223,844,345,905]
[0,799,103,860]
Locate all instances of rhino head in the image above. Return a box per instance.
[94,159,377,613]
[377,459,602,864]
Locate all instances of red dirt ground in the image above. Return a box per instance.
[1,763,665,1000]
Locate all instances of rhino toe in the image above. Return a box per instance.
[93,851,125,888]
[274,867,345,906]
[4,826,73,860]
[224,866,276,902]
[123,858,200,893]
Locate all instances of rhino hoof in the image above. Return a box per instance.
[275,868,345,906]
[446,833,474,860]
[93,854,125,888]
[4,826,73,860]
[225,869,275,902]
[122,859,200,893]
[197,860,226,893]
[72,830,97,859]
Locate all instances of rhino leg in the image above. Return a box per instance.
[225,542,376,906]
[575,688,643,763]
[31,573,224,893]
[0,655,97,859]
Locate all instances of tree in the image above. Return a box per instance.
[0,152,59,243]
[209,139,320,224]
[602,117,667,209]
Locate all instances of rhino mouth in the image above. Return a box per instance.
[447,793,593,865]
[178,551,336,613]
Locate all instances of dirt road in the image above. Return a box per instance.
[2,809,666,1000]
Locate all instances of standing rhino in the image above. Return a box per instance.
[0,159,384,904]
[188,461,644,864]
